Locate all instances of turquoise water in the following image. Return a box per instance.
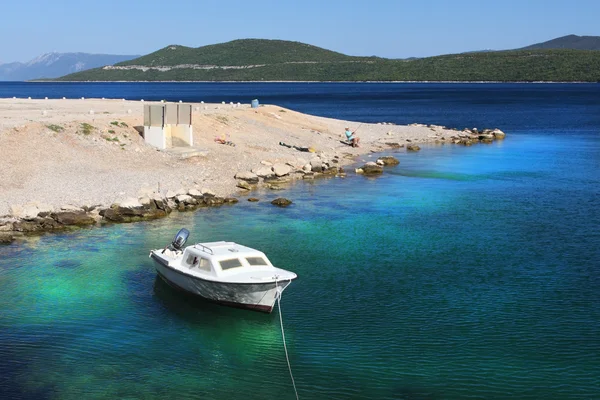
[1,133,599,399]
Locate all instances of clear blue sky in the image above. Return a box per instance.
[1,0,598,62]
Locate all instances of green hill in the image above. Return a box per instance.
[520,34,600,51]
[55,39,600,82]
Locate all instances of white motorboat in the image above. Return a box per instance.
[149,229,297,313]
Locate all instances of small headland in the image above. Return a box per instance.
[0,98,506,244]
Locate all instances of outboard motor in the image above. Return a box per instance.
[171,228,190,250]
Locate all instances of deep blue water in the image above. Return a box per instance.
[1,82,599,133]
[0,83,599,399]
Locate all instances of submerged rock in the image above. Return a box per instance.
[407,144,421,151]
[271,198,292,207]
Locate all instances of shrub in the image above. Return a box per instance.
[80,123,94,135]
[46,124,64,133]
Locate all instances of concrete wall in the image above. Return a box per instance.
[143,103,192,149]
[144,126,166,149]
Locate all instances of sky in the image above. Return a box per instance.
[1,0,599,63]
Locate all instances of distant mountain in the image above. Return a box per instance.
[519,34,600,51]
[55,38,600,82]
[0,52,139,81]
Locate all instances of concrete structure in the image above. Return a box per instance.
[143,103,193,149]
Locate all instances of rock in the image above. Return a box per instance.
[493,128,506,139]
[385,142,403,149]
[175,188,187,196]
[152,194,170,212]
[166,199,177,210]
[271,198,292,207]
[204,197,225,206]
[176,194,194,204]
[260,160,273,166]
[61,204,83,212]
[188,188,203,198]
[459,139,473,146]
[237,181,252,190]
[322,166,339,175]
[310,160,323,173]
[377,156,400,166]
[303,163,312,172]
[361,162,384,175]
[407,144,421,151]
[235,171,259,183]
[51,210,95,226]
[201,188,216,197]
[224,197,239,204]
[10,204,39,220]
[273,163,291,177]
[248,198,259,202]
[139,196,153,207]
[376,159,385,166]
[254,166,274,178]
[118,197,143,209]
[481,137,494,144]
[478,133,494,141]
[0,232,16,244]
[166,190,177,199]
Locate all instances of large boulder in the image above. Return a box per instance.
[10,203,41,220]
[273,163,291,177]
[51,210,95,226]
[493,128,506,139]
[407,144,421,151]
[377,156,399,166]
[271,198,292,207]
[254,166,274,178]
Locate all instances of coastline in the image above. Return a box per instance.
[27,80,598,84]
[0,97,504,243]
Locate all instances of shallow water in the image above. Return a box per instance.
[1,84,600,399]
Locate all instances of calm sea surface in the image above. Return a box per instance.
[1,83,599,399]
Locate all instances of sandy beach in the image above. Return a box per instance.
[0,97,456,217]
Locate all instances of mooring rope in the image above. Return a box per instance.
[275,279,299,400]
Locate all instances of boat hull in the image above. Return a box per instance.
[151,254,286,313]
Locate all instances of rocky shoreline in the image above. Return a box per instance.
[0,98,506,245]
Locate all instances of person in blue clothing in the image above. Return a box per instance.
[345,127,360,147]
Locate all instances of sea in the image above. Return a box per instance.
[0,82,599,400]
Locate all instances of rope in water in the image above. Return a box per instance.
[276,280,299,400]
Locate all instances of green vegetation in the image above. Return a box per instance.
[110,121,119,126]
[108,129,115,134]
[120,122,128,127]
[520,34,600,51]
[80,123,94,135]
[46,124,64,133]
[215,115,229,124]
[104,136,119,142]
[54,39,600,82]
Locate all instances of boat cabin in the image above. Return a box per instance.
[179,241,274,278]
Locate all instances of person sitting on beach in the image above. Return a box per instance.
[345,127,360,147]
